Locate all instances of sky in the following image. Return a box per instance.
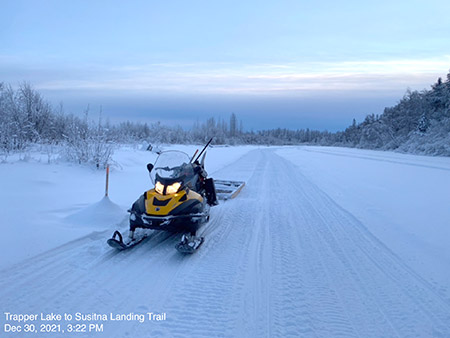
[1,0,450,131]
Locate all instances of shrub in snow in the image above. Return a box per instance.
[63,111,115,168]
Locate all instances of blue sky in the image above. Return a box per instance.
[1,0,450,131]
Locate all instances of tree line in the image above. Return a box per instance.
[1,71,450,166]
[251,70,450,155]
[331,72,450,155]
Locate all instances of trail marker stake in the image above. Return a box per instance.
[105,164,110,197]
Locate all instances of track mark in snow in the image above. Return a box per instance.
[279,151,450,337]
[302,147,450,172]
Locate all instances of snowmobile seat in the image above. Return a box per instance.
[204,178,218,206]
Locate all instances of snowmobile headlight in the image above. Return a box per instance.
[166,182,181,194]
[155,181,164,194]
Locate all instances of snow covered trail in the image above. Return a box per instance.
[1,148,450,337]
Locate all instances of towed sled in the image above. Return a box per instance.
[214,180,245,200]
[107,139,244,254]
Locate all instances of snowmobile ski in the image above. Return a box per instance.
[107,230,150,250]
[175,234,204,254]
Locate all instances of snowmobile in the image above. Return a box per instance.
[107,139,240,254]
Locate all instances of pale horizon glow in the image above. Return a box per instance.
[3,57,449,93]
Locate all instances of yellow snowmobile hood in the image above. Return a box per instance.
[145,188,203,216]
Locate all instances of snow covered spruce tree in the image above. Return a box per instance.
[417,113,429,133]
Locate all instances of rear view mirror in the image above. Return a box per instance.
[147,163,154,172]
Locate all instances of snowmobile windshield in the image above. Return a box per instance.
[150,151,194,184]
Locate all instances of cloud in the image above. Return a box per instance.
[2,55,449,97]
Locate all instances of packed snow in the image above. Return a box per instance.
[1,145,450,337]
[276,146,450,297]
